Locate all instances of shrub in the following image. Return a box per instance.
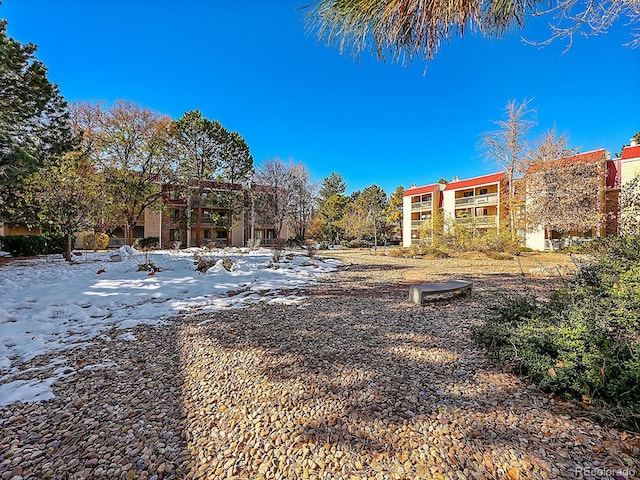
[83,232,109,251]
[0,234,67,257]
[304,240,318,258]
[346,239,373,248]
[478,229,520,254]
[476,236,640,431]
[139,236,159,249]
[387,247,408,258]
[441,226,520,254]
[137,260,158,272]
[247,238,261,250]
[272,238,286,262]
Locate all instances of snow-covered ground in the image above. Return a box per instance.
[0,246,340,407]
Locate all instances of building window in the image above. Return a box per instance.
[204,229,212,239]
[170,229,179,241]
[479,188,488,195]
[217,230,228,239]
[171,209,180,221]
[463,191,473,198]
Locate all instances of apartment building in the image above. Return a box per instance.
[402,172,505,247]
[402,146,631,251]
[402,183,442,246]
[105,181,286,249]
[442,172,504,234]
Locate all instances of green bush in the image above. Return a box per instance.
[0,234,67,257]
[476,236,640,431]
[139,236,159,249]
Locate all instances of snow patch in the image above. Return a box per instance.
[0,248,339,406]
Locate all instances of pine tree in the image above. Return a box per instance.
[0,19,74,219]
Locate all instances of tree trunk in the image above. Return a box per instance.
[126,224,134,246]
[65,231,73,262]
[195,194,202,247]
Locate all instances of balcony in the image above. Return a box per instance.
[454,193,498,207]
[411,220,431,228]
[454,215,498,227]
[411,200,432,211]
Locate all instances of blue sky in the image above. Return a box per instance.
[3,1,639,195]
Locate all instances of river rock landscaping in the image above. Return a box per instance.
[1,249,638,479]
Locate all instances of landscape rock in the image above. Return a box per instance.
[0,250,638,479]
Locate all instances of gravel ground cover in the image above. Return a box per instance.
[1,250,639,479]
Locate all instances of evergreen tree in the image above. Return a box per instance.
[25,153,102,261]
[315,172,349,242]
[319,193,349,243]
[318,172,346,203]
[305,0,639,63]
[171,110,227,246]
[0,19,74,219]
[387,185,404,242]
[218,130,253,245]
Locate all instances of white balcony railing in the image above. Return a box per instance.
[411,200,432,211]
[454,193,498,207]
[454,215,498,227]
[411,220,432,228]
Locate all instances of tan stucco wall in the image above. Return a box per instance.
[144,209,162,238]
[622,158,640,185]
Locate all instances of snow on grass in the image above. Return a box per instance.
[0,246,340,406]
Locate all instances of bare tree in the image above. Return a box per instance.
[482,98,536,237]
[288,163,318,242]
[253,157,295,240]
[529,0,640,50]
[526,132,604,239]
